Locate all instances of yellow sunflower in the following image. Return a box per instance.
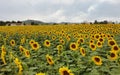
[92,56,102,66]
[29,39,35,45]
[19,46,25,53]
[10,39,15,47]
[89,39,94,44]
[80,47,86,57]
[66,35,71,41]
[89,43,96,51]
[96,41,102,48]
[46,54,54,65]
[77,38,84,44]
[36,73,45,75]
[1,52,6,64]
[52,36,56,40]
[108,51,118,61]
[24,50,30,58]
[108,39,116,47]
[57,45,63,54]
[18,64,23,75]
[20,37,26,44]
[111,45,120,52]
[44,40,51,47]
[60,39,65,45]
[59,66,74,75]
[14,58,20,67]
[98,38,104,43]
[94,34,100,40]
[31,42,40,50]
[70,42,78,51]
[1,45,6,54]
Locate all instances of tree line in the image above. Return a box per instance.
[0,21,22,26]
[0,20,119,26]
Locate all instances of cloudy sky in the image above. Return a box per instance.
[0,0,120,22]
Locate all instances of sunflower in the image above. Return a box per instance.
[94,34,100,40]
[44,40,51,47]
[14,58,23,75]
[76,38,84,45]
[90,34,94,39]
[92,56,102,66]
[52,36,56,40]
[76,39,81,45]
[1,45,6,54]
[106,34,111,38]
[20,37,26,44]
[36,73,45,75]
[111,45,120,52]
[70,42,78,51]
[80,47,86,56]
[89,43,96,51]
[84,34,89,38]
[18,64,23,75]
[66,35,71,41]
[89,39,94,44]
[31,42,40,50]
[102,34,106,38]
[110,34,114,38]
[59,66,74,75]
[1,53,6,64]
[98,38,104,43]
[29,39,35,45]
[79,38,84,44]
[60,39,65,45]
[108,51,118,61]
[19,46,25,53]
[10,39,15,47]
[24,50,30,58]
[108,39,116,47]
[57,45,63,54]
[46,54,54,65]
[96,41,102,48]
[14,58,20,67]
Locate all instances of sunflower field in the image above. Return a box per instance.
[0,24,120,75]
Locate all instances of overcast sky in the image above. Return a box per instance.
[0,0,120,22]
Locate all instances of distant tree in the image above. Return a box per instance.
[90,22,93,24]
[11,21,16,23]
[94,20,98,24]
[0,21,6,26]
[6,21,11,24]
[99,21,104,24]
[103,20,108,24]
[23,23,26,25]
[99,20,108,24]
[17,21,22,23]
[64,23,68,25]
[112,22,115,24]
[53,23,57,25]
[31,22,34,25]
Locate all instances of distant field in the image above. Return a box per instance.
[0,24,120,75]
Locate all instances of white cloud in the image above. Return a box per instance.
[88,5,97,12]
[0,0,120,22]
[70,12,88,22]
[45,9,66,22]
